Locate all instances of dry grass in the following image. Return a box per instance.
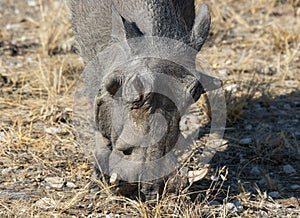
[37,0,73,56]
[0,0,299,217]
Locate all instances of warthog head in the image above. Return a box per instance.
[94,56,220,200]
[71,0,222,200]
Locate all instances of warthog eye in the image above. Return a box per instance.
[104,75,123,97]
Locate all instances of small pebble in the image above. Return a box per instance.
[21,36,27,41]
[290,185,300,190]
[258,210,268,217]
[66,182,77,188]
[27,0,37,7]
[6,24,20,30]
[283,164,296,174]
[239,138,252,145]
[245,124,253,131]
[218,69,228,76]
[26,57,34,63]
[226,202,237,212]
[269,191,279,198]
[210,175,218,181]
[45,177,65,189]
[45,127,63,135]
[87,203,93,210]
[224,84,238,92]
[248,209,254,214]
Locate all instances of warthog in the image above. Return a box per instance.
[71,0,221,200]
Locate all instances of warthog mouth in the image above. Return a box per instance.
[110,172,164,200]
[113,182,160,201]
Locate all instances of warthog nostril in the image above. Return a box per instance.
[122,147,133,155]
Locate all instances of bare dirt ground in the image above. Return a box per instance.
[0,0,299,217]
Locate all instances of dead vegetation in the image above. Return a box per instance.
[0,0,299,217]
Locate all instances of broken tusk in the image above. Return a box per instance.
[110,173,119,185]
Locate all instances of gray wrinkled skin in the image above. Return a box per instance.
[71,0,217,200]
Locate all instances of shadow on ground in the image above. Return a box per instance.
[192,90,300,203]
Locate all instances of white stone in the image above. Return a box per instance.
[87,203,93,210]
[66,182,77,188]
[226,202,237,212]
[268,191,279,198]
[224,84,238,92]
[6,24,20,30]
[218,69,228,76]
[210,175,218,181]
[45,177,65,189]
[45,127,63,135]
[291,185,300,190]
[27,0,37,7]
[239,138,252,145]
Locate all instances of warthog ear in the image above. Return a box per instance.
[190,3,211,51]
[94,73,124,138]
[111,4,143,43]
